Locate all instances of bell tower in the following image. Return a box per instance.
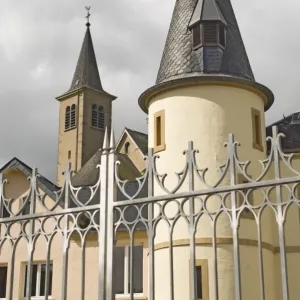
[56,12,116,186]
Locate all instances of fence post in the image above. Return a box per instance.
[98,128,109,300]
[105,128,116,300]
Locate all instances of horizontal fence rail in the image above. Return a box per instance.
[0,127,299,300]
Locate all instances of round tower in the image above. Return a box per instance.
[139,0,275,299]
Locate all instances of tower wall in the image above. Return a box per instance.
[147,82,276,300]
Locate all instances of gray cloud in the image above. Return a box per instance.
[0,0,299,181]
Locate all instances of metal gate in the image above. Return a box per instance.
[0,126,299,300]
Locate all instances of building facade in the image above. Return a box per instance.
[0,0,300,300]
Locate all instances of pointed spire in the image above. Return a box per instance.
[69,11,103,92]
[102,127,109,150]
[156,0,254,84]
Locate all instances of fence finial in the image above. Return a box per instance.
[109,127,116,149]
[102,127,109,150]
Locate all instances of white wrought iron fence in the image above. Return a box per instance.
[0,126,299,300]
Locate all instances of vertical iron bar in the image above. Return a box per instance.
[105,130,116,300]
[61,164,70,300]
[169,228,174,300]
[44,240,52,300]
[80,241,86,300]
[212,221,219,300]
[25,168,37,300]
[148,148,155,300]
[129,233,134,300]
[228,134,242,300]
[98,129,109,300]
[257,218,265,300]
[272,126,289,300]
[8,245,17,300]
[188,142,196,300]
[0,173,3,219]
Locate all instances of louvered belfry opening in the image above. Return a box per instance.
[191,21,226,49]
[192,22,201,48]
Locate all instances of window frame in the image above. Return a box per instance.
[191,21,226,50]
[91,104,105,130]
[0,265,8,300]
[115,245,144,298]
[22,262,53,299]
[251,108,263,152]
[64,104,77,131]
[154,110,166,153]
[124,142,130,155]
[190,259,209,300]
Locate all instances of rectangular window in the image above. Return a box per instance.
[193,259,208,300]
[114,245,143,295]
[68,150,71,160]
[251,108,263,151]
[23,263,53,298]
[0,266,7,299]
[154,110,166,153]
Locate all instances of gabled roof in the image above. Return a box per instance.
[156,0,254,84]
[0,157,59,200]
[266,113,300,153]
[122,128,148,155]
[71,149,142,187]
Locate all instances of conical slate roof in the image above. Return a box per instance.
[69,23,103,92]
[156,0,254,84]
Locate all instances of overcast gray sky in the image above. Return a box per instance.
[0,0,299,181]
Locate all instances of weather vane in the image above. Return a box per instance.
[85,6,91,25]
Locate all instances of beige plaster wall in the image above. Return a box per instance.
[117,133,146,173]
[147,83,275,300]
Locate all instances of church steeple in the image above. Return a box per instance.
[156,0,255,84]
[69,21,104,92]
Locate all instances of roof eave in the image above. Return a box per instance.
[139,74,274,113]
[56,86,117,102]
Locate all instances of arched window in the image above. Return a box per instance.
[65,105,76,130]
[91,104,105,129]
[125,142,130,154]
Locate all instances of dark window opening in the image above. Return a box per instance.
[156,116,162,146]
[65,105,76,130]
[196,266,203,300]
[1,203,10,218]
[92,105,105,129]
[203,23,218,44]
[192,23,201,48]
[254,115,261,145]
[68,151,71,160]
[0,266,7,298]
[125,142,130,154]
[219,24,226,47]
[114,246,143,294]
[24,263,53,297]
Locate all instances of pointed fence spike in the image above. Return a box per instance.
[102,127,109,150]
[109,127,116,149]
